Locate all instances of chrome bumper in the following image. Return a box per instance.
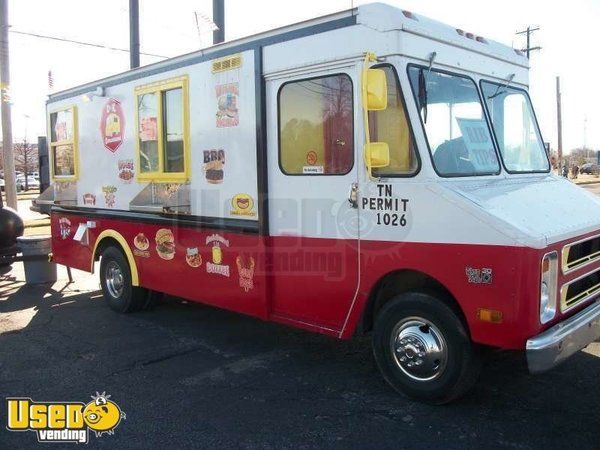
[526,300,600,373]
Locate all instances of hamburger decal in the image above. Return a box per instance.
[155,229,175,260]
[203,149,225,184]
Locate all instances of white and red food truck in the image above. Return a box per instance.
[45,3,600,403]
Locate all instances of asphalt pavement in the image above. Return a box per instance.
[1,185,599,449]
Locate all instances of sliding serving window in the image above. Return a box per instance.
[136,76,189,182]
[480,81,549,173]
[49,106,78,181]
[407,66,500,177]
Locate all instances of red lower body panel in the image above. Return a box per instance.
[51,211,557,350]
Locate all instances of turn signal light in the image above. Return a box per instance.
[477,308,503,323]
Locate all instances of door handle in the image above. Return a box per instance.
[348,182,359,209]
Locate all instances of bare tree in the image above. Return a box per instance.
[13,140,38,190]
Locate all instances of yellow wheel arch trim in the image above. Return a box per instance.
[91,230,140,286]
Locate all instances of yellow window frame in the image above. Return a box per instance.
[135,75,190,183]
[49,105,79,182]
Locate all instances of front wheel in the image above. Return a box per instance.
[99,246,147,313]
[372,291,481,404]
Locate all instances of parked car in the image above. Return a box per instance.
[0,177,24,192]
[580,163,598,175]
[15,176,40,191]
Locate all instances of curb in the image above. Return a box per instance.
[574,180,600,186]
[24,220,50,229]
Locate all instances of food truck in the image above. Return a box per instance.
[44,3,600,403]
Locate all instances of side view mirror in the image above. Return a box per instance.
[365,68,387,111]
[364,142,390,168]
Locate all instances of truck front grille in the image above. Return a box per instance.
[561,268,600,312]
[562,235,600,274]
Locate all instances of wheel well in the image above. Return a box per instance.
[91,232,140,286]
[93,237,122,263]
[358,269,469,336]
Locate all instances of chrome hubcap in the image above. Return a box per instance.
[391,317,447,381]
[105,261,124,299]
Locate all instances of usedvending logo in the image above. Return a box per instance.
[6,392,125,444]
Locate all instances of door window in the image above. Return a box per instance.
[278,74,354,175]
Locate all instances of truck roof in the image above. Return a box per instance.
[48,2,527,103]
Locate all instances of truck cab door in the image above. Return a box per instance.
[265,68,360,334]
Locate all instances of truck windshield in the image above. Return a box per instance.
[408,66,500,177]
[480,82,550,173]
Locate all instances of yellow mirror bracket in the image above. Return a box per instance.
[362,52,379,181]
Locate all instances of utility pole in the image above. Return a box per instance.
[516,26,541,59]
[556,76,563,166]
[22,137,29,190]
[0,0,17,209]
[213,0,225,44]
[584,116,588,160]
[129,0,140,69]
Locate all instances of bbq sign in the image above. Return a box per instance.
[100,99,125,153]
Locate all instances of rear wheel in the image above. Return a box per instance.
[99,246,147,313]
[372,291,481,404]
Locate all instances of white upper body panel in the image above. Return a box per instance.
[45,3,599,250]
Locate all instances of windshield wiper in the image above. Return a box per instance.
[487,73,515,99]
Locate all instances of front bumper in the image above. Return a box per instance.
[526,300,600,373]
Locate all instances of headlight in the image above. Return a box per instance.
[540,252,558,324]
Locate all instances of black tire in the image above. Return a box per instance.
[99,246,147,313]
[372,291,481,404]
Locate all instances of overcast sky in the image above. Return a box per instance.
[5,0,599,154]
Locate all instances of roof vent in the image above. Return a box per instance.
[212,54,242,73]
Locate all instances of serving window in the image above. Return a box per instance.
[49,106,78,180]
[135,76,190,182]
[278,74,354,175]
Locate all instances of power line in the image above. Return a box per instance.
[9,29,169,59]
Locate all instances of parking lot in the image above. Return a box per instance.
[1,260,599,449]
